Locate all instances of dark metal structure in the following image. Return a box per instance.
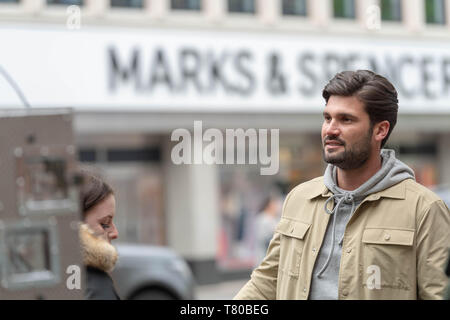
[0,109,84,299]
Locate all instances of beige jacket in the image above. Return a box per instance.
[235,177,450,300]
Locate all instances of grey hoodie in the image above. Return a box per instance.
[308,149,415,300]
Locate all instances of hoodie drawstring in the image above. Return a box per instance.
[316,193,355,278]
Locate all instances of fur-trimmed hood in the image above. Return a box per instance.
[79,223,118,272]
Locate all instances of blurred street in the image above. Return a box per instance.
[195,279,248,300]
[1,0,450,301]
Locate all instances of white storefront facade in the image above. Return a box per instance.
[1,0,450,283]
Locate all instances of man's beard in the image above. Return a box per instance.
[322,128,373,170]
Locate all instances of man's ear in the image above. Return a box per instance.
[373,120,390,143]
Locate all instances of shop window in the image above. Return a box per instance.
[78,147,161,163]
[78,149,96,162]
[0,0,19,3]
[381,0,402,21]
[425,0,446,24]
[104,167,165,245]
[171,0,201,11]
[282,0,307,16]
[333,0,355,19]
[217,134,324,271]
[397,143,437,156]
[111,0,143,8]
[218,167,282,270]
[106,147,161,162]
[387,141,438,187]
[47,0,83,5]
[228,0,255,14]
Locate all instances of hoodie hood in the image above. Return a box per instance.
[324,149,416,200]
[315,149,415,278]
[79,223,118,272]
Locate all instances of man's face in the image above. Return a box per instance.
[321,95,374,170]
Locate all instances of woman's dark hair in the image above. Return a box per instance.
[322,70,398,148]
[78,170,113,217]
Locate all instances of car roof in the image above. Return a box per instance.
[115,242,180,260]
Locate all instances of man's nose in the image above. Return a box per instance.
[325,119,341,137]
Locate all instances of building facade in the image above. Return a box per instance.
[1,0,450,283]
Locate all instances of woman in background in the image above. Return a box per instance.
[78,170,120,300]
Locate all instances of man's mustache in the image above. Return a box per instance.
[323,136,346,146]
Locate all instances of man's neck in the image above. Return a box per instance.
[336,153,382,191]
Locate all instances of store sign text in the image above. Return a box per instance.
[2,27,450,112]
[108,46,450,101]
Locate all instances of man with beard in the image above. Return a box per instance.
[234,70,450,300]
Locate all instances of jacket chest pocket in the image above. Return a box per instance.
[275,218,311,278]
[362,227,415,290]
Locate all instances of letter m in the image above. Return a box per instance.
[225,128,257,165]
[108,46,140,91]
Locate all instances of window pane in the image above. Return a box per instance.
[47,0,83,5]
[381,0,402,21]
[425,0,446,24]
[333,0,355,19]
[111,0,143,8]
[282,0,307,16]
[228,0,255,13]
[171,0,201,10]
[0,0,20,3]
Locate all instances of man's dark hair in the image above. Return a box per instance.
[322,70,398,148]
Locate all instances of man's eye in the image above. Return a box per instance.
[343,118,352,123]
[101,224,110,229]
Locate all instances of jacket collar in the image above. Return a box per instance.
[303,177,330,199]
[305,176,408,200]
[79,223,118,272]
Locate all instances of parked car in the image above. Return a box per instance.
[111,243,196,300]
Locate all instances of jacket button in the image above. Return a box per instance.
[342,290,348,297]
[303,288,307,293]
[384,234,391,241]
[346,248,352,253]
